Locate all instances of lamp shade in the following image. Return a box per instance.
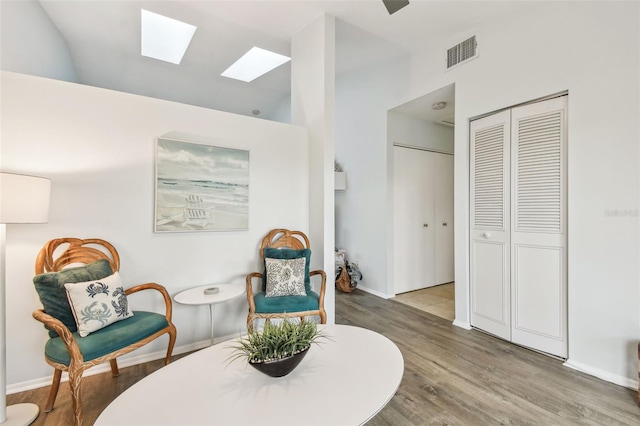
[0,172,51,224]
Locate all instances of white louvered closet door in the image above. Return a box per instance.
[510,97,567,357]
[470,110,511,340]
[470,96,567,358]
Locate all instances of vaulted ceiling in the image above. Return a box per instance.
[8,1,535,120]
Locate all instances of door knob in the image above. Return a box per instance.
[442,222,448,226]
[483,232,491,239]
[423,224,429,228]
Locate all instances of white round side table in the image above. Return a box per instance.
[174,283,245,345]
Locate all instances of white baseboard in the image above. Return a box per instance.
[7,332,240,395]
[563,359,639,390]
[453,319,472,330]
[356,285,394,299]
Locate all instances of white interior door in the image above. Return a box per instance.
[470,96,568,358]
[434,153,454,284]
[470,110,512,341]
[393,146,435,293]
[510,97,567,357]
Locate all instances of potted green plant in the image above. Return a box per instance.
[229,321,325,377]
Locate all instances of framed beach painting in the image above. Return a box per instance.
[155,138,249,232]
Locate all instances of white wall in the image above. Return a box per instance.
[0,0,77,82]
[334,55,410,297]
[1,71,310,390]
[265,93,291,124]
[405,1,639,386]
[291,15,336,321]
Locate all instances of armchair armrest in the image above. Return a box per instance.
[246,272,263,312]
[32,309,84,363]
[310,270,327,308]
[125,282,173,322]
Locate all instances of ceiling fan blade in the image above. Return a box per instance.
[382,0,410,15]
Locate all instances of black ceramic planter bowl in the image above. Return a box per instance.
[249,346,310,377]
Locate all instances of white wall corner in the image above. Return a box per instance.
[356,285,395,300]
[453,319,472,330]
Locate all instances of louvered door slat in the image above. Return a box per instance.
[473,124,506,229]
[515,110,563,233]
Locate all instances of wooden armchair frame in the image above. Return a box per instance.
[32,238,177,426]
[246,229,327,331]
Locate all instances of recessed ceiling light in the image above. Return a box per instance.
[141,9,197,65]
[221,47,291,82]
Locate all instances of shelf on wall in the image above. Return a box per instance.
[335,171,346,191]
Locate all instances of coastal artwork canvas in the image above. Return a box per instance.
[155,138,249,232]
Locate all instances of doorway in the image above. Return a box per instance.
[388,84,455,321]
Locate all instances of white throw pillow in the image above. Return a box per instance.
[64,272,133,337]
[265,257,307,297]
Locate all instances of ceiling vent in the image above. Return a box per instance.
[446,35,477,69]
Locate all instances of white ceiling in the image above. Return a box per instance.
[32,0,535,120]
[392,83,456,126]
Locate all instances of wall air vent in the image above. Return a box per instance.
[446,35,477,69]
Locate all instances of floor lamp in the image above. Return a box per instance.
[0,173,51,426]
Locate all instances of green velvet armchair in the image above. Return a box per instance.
[246,229,327,332]
[32,238,177,426]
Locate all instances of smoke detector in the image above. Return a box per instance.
[431,102,447,110]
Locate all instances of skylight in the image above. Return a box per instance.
[221,47,291,82]
[141,9,197,65]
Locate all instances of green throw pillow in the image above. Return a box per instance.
[33,259,113,338]
[263,248,311,293]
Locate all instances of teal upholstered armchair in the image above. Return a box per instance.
[32,238,177,426]
[246,229,327,332]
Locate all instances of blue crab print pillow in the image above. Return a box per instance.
[64,272,133,337]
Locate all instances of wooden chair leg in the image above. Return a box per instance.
[44,368,62,412]
[109,359,120,377]
[247,314,254,333]
[164,325,177,365]
[68,364,84,426]
[319,309,327,324]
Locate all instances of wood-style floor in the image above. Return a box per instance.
[393,282,455,321]
[8,289,640,425]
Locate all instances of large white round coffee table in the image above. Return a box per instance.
[174,283,245,345]
[95,324,403,426]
